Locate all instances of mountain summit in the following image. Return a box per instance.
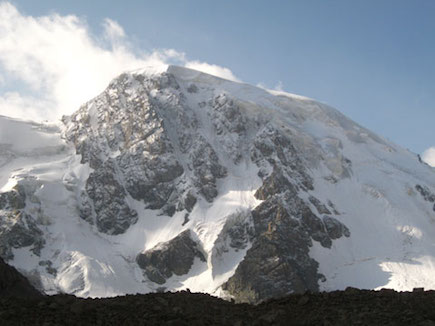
[0,65,434,303]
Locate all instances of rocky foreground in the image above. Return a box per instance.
[1,288,435,325]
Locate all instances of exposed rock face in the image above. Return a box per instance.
[0,181,44,260]
[0,257,42,298]
[416,185,435,212]
[63,72,229,233]
[136,230,206,284]
[309,196,332,215]
[415,185,435,203]
[0,187,25,210]
[223,126,350,303]
[210,94,247,164]
[323,216,350,239]
[189,137,227,202]
[213,211,255,253]
[85,160,137,235]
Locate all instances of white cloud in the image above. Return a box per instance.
[422,147,435,167]
[0,2,239,122]
[185,61,240,82]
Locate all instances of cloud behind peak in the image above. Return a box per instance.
[0,2,239,122]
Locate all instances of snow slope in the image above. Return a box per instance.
[1,66,435,300]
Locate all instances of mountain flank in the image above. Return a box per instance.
[0,257,41,298]
[0,66,434,303]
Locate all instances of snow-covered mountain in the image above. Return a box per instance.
[1,66,435,303]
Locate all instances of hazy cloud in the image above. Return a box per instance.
[0,2,239,122]
[256,81,285,92]
[274,81,284,92]
[0,92,52,121]
[185,61,240,82]
[422,147,435,167]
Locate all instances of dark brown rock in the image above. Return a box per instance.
[136,230,206,284]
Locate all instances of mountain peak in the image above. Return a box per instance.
[0,65,434,302]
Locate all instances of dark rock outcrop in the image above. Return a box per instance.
[189,136,227,202]
[137,230,206,284]
[85,160,138,235]
[415,185,435,202]
[222,199,323,303]
[415,184,435,212]
[223,125,350,303]
[309,195,332,215]
[0,183,44,260]
[323,215,350,239]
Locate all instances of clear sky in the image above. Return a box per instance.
[1,0,434,162]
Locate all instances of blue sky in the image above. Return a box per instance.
[1,0,434,160]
